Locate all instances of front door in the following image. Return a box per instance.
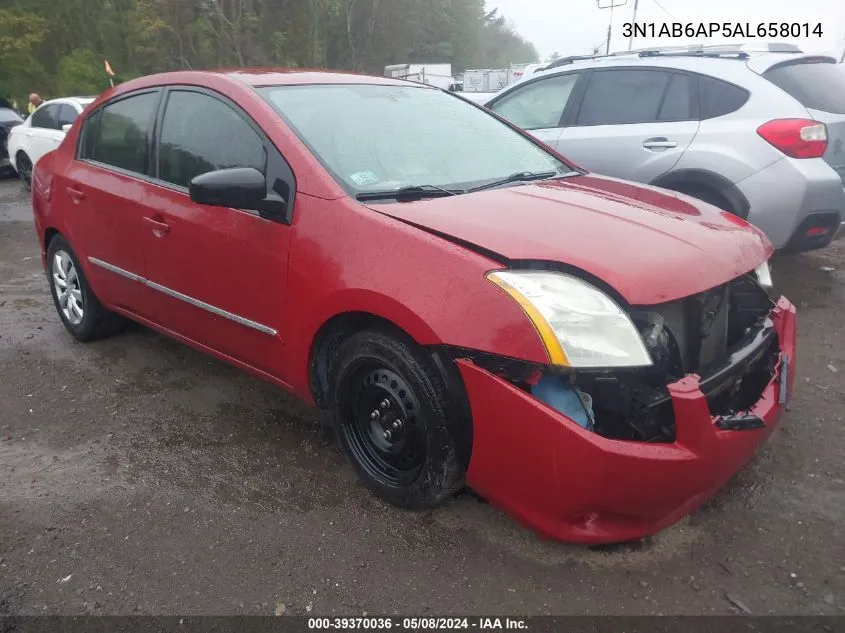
[488,71,583,149]
[140,88,293,377]
[556,68,700,183]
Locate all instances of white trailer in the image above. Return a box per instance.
[462,68,510,93]
[384,63,454,90]
[462,65,543,92]
[507,62,546,84]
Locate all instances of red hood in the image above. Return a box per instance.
[367,174,773,306]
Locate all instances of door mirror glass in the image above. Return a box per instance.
[189,167,286,220]
[62,123,72,133]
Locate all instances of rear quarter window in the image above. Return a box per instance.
[764,61,845,115]
[698,75,749,119]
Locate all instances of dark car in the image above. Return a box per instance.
[0,97,24,177]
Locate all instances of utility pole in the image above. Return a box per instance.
[628,0,639,50]
[597,0,628,55]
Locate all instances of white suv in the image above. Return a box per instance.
[7,96,94,190]
[484,45,845,252]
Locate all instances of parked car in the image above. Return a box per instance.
[31,69,795,544]
[484,45,845,252]
[7,96,94,189]
[513,62,547,83]
[457,91,498,105]
[0,97,24,178]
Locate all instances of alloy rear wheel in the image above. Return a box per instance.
[46,235,123,341]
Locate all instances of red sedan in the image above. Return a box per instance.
[31,69,796,544]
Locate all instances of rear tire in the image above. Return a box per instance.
[16,152,32,191]
[329,329,466,509]
[46,235,123,342]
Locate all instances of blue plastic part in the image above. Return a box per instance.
[530,375,595,430]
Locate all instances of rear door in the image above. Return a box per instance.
[487,71,584,148]
[763,59,845,186]
[56,104,81,136]
[28,104,65,166]
[63,90,162,319]
[557,68,700,182]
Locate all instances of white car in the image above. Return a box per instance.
[7,96,94,189]
[457,91,499,105]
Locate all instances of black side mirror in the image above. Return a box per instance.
[189,167,286,221]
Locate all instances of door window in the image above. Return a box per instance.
[57,104,79,128]
[30,104,60,130]
[88,91,159,175]
[490,73,580,130]
[576,70,677,126]
[157,90,267,188]
[78,110,101,161]
[658,74,693,122]
[698,75,749,119]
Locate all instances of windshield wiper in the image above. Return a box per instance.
[355,184,465,202]
[468,170,562,193]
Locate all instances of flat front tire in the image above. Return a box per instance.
[46,236,122,341]
[330,329,466,509]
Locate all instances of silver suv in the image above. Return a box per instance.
[483,44,845,252]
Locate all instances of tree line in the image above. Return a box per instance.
[0,0,539,105]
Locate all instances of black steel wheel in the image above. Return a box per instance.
[16,152,32,191]
[340,363,427,487]
[330,329,467,509]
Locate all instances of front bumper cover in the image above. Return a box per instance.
[459,296,797,545]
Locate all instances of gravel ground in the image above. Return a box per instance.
[1,178,844,616]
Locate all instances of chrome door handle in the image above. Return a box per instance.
[642,139,678,150]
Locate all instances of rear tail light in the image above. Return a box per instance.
[757,119,828,159]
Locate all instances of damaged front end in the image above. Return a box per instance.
[574,272,782,442]
[449,265,795,544]
[455,268,783,444]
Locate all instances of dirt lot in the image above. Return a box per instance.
[1,178,844,616]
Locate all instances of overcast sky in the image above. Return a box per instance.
[486,0,845,60]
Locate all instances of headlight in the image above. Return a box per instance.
[754,261,773,289]
[487,270,652,368]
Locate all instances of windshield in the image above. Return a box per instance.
[258,84,575,196]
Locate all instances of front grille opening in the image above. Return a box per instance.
[578,273,775,443]
[704,334,780,418]
[631,274,773,379]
